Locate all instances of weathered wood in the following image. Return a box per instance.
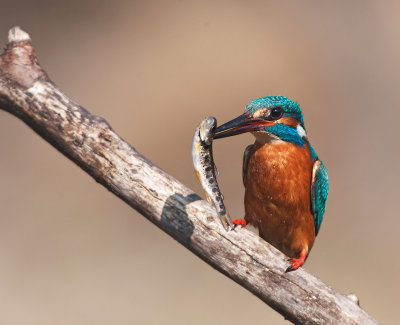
[0,26,379,325]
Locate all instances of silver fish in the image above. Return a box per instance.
[192,117,233,231]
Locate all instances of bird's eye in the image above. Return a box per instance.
[270,107,283,120]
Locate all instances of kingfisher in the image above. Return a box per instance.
[214,96,329,272]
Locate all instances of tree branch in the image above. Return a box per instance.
[0,26,378,325]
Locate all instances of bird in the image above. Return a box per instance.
[214,96,329,272]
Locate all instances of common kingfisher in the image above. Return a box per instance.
[214,96,329,272]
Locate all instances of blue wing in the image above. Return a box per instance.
[311,159,329,236]
[242,144,253,186]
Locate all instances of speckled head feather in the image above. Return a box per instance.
[242,96,306,147]
[214,96,307,147]
[245,96,305,128]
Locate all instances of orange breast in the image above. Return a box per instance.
[244,140,315,258]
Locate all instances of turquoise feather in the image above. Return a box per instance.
[311,160,329,235]
[246,96,305,128]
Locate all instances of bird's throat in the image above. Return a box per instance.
[252,131,283,145]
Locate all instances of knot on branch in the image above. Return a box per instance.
[0,26,49,88]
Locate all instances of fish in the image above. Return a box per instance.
[192,117,233,231]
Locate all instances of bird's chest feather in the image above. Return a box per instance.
[246,141,313,205]
[244,140,315,256]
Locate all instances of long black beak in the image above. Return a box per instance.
[214,113,272,139]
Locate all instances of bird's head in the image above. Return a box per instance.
[214,96,306,146]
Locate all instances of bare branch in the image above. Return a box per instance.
[0,26,379,325]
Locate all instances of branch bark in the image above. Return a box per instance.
[0,27,378,325]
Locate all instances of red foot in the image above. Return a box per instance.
[286,249,308,273]
[233,218,247,228]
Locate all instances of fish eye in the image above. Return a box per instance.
[270,106,283,120]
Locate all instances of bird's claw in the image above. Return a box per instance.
[232,218,247,229]
[285,256,305,273]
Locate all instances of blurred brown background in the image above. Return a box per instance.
[0,1,398,324]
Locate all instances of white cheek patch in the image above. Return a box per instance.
[297,124,307,138]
